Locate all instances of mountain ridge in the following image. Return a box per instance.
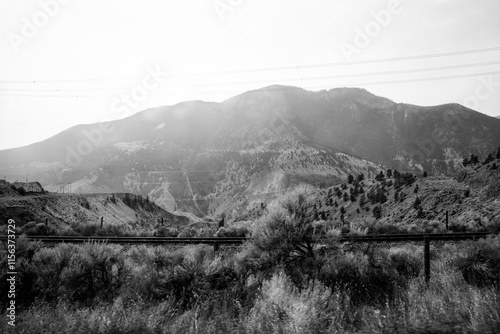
[1,85,499,218]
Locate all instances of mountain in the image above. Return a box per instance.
[1,85,499,219]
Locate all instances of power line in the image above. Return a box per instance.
[186,45,500,76]
[2,60,499,94]
[0,76,141,84]
[1,45,499,84]
[1,69,499,98]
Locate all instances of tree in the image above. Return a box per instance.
[469,154,479,165]
[375,171,385,181]
[373,206,382,219]
[386,169,393,178]
[413,196,421,209]
[340,206,346,222]
[357,173,365,182]
[343,192,349,202]
[414,185,419,194]
[483,153,494,165]
[462,158,469,167]
[496,147,500,159]
[417,206,425,218]
[347,174,354,184]
[423,171,428,177]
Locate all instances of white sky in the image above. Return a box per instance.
[0,0,499,150]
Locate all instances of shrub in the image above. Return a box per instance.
[177,227,197,238]
[0,236,42,308]
[73,222,131,237]
[455,236,500,288]
[319,247,406,306]
[154,226,178,237]
[22,221,57,236]
[216,225,248,237]
[373,205,382,219]
[64,243,127,304]
[246,191,340,286]
[30,244,78,302]
[246,272,333,333]
[388,248,422,279]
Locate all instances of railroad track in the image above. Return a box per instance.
[1,232,497,281]
[0,232,495,244]
[0,235,247,245]
[336,231,495,243]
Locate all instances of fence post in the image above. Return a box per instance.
[445,211,449,231]
[213,241,219,253]
[424,236,430,284]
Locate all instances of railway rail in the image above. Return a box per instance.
[0,232,494,244]
[1,232,497,281]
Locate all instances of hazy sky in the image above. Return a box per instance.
[1,0,499,150]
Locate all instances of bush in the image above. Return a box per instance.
[64,243,127,304]
[0,236,42,308]
[319,246,410,306]
[455,236,500,288]
[216,225,248,237]
[1,242,129,307]
[22,221,57,236]
[247,191,338,286]
[30,244,79,302]
[154,226,178,237]
[389,248,422,279]
[72,222,131,237]
[246,272,333,333]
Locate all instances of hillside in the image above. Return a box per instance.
[0,180,189,236]
[1,86,499,218]
[299,147,500,234]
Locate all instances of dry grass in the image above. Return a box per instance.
[2,236,500,334]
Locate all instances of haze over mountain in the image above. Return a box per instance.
[1,85,499,218]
